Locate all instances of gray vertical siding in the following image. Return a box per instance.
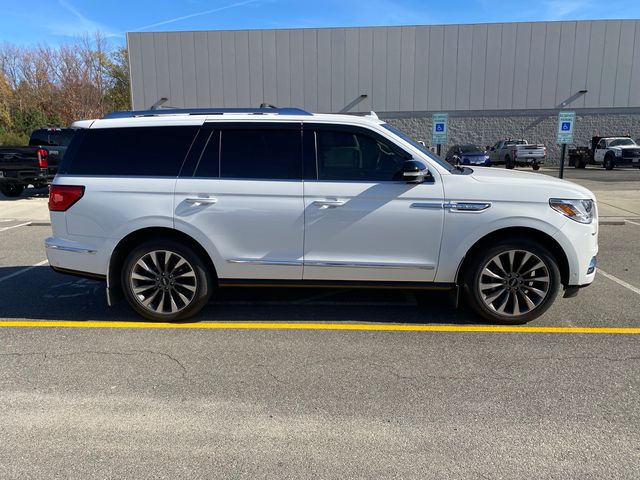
[127,20,640,112]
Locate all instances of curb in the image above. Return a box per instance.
[599,218,626,225]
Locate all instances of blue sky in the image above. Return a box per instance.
[1,0,639,47]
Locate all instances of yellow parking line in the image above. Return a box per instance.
[0,320,639,334]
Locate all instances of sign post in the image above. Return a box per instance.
[432,113,448,157]
[557,111,575,179]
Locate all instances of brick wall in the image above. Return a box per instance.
[383,112,640,165]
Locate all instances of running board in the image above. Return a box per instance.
[217,279,454,290]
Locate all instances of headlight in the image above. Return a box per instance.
[549,199,594,224]
[614,149,622,157]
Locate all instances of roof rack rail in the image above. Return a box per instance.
[102,107,313,119]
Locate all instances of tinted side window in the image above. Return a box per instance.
[67,126,198,176]
[49,130,74,146]
[316,130,406,181]
[29,130,50,146]
[193,130,220,178]
[220,129,301,180]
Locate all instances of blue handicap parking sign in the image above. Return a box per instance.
[561,122,571,131]
[435,123,445,132]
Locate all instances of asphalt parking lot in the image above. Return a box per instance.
[1,168,639,479]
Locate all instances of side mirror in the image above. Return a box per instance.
[486,146,491,151]
[400,160,429,183]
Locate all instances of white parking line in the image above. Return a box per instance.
[0,260,48,284]
[599,269,640,296]
[0,222,31,232]
[626,219,640,227]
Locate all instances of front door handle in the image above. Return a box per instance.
[185,197,217,205]
[313,200,345,209]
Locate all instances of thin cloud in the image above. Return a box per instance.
[134,0,261,31]
[52,0,121,37]
[542,0,593,20]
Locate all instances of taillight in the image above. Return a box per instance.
[37,148,49,168]
[49,185,85,212]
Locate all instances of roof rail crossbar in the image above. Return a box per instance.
[102,107,313,119]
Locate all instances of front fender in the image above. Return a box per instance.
[434,205,567,283]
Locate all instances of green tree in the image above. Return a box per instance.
[104,46,131,111]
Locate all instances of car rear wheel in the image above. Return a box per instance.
[464,238,561,325]
[0,183,25,197]
[122,239,213,321]
[532,164,540,171]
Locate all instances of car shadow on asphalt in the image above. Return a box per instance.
[0,266,485,325]
[0,186,49,201]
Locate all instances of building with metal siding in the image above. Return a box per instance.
[126,20,640,162]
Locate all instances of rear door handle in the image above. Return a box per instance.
[313,200,345,209]
[185,197,217,205]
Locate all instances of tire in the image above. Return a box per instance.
[576,161,587,169]
[121,239,214,321]
[604,154,615,170]
[505,155,515,169]
[532,164,540,171]
[463,238,561,325]
[0,183,25,197]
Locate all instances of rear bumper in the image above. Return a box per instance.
[0,167,56,184]
[515,156,545,164]
[45,236,108,277]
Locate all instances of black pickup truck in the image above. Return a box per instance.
[0,128,75,197]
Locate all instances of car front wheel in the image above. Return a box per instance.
[603,154,615,170]
[464,239,561,324]
[122,239,213,321]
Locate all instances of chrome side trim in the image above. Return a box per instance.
[444,201,491,212]
[410,202,444,209]
[45,244,97,255]
[227,259,303,266]
[303,260,435,270]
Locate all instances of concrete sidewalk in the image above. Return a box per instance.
[1,182,638,224]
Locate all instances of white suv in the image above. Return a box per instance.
[45,107,598,324]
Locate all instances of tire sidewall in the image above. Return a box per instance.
[121,239,213,322]
[464,238,561,325]
[604,154,614,170]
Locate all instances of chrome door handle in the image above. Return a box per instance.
[313,200,346,209]
[185,197,217,205]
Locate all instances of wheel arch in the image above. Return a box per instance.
[455,226,570,288]
[107,227,218,302]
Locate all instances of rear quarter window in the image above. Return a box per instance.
[64,126,199,176]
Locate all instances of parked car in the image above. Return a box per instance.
[28,128,76,164]
[592,136,640,170]
[489,139,546,170]
[568,145,590,168]
[0,128,75,197]
[445,144,491,166]
[46,107,598,325]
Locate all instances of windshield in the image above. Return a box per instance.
[381,123,453,171]
[609,138,636,147]
[460,144,485,154]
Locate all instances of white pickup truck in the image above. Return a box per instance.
[592,136,640,170]
[489,139,546,170]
